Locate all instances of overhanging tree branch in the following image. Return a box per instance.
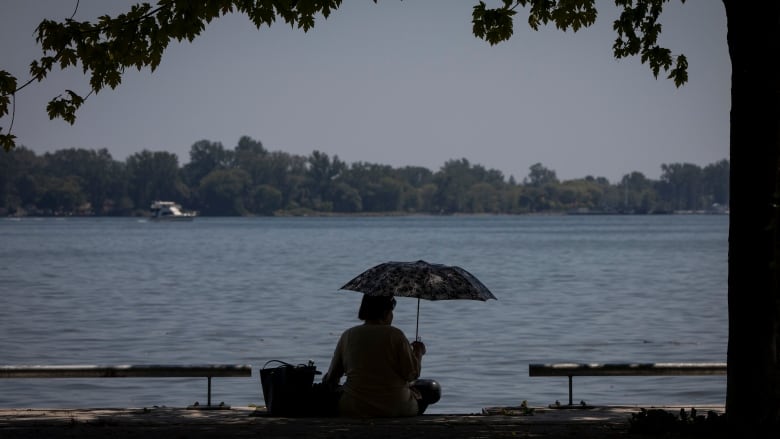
[2,0,688,152]
[0,0,347,151]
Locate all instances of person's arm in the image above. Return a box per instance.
[323,334,346,389]
[411,340,426,359]
[395,330,424,381]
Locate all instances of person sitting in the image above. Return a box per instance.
[322,294,441,417]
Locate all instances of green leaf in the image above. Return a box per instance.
[0,70,18,93]
[472,2,515,45]
[0,132,18,152]
[669,54,688,87]
[0,94,11,117]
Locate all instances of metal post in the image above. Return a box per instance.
[207,376,212,406]
[188,376,229,410]
[568,375,573,406]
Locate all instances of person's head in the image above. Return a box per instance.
[358,295,396,322]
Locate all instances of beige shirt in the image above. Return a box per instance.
[325,324,421,417]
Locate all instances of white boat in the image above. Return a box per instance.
[149,201,197,221]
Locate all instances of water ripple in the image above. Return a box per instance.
[0,215,728,412]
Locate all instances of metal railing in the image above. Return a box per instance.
[529,362,727,407]
[0,364,253,409]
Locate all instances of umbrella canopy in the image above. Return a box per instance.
[340,260,496,339]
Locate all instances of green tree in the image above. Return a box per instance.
[125,150,183,210]
[658,163,704,211]
[517,185,548,212]
[474,1,777,428]
[619,171,656,213]
[394,166,435,188]
[557,180,593,210]
[466,182,500,213]
[524,163,559,187]
[391,166,436,213]
[723,2,779,428]
[332,181,362,213]
[281,157,312,211]
[43,148,125,214]
[235,135,267,156]
[703,159,730,208]
[341,162,398,212]
[0,0,774,428]
[306,150,346,208]
[249,184,282,215]
[362,177,403,212]
[35,175,85,214]
[0,146,40,213]
[418,183,438,213]
[198,168,251,215]
[433,159,481,213]
[182,139,233,188]
[233,135,269,186]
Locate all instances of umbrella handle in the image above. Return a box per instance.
[415,298,421,342]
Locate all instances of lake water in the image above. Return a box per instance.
[0,215,728,413]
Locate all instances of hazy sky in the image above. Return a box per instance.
[1,0,730,183]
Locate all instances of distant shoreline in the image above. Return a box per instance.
[4,210,729,219]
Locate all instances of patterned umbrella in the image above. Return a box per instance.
[340,260,496,340]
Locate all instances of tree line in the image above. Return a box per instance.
[0,136,729,217]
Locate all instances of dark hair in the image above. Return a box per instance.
[358,295,396,321]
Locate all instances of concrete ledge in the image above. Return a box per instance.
[0,405,725,439]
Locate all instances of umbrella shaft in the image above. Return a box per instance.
[416,298,420,341]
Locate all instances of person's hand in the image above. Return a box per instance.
[411,340,426,357]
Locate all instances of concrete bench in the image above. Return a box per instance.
[528,362,727,407]
[0,364,252,409]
